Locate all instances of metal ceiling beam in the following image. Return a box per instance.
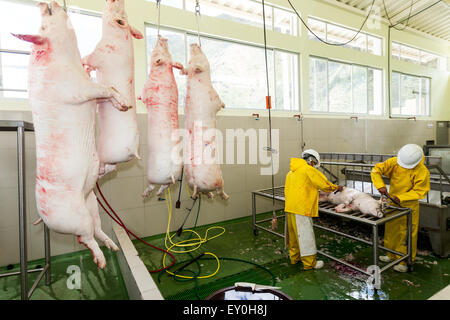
[424,21,450,35]
[387,0,433,24]
[385,0,413,17]
[316,0,450,41]
[409,8,449,29]
[347,0,362,7]
[355,0,374,11]
[391,0,443,27]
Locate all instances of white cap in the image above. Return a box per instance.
[302,149,321,167]
[397,144,423,169]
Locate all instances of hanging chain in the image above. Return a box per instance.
[195,0,201,46]
[156,0,161,36]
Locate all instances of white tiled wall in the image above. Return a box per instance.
[0,111,436,266]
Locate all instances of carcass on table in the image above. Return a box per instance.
[82,0,144,178]
[182,44,229,200]
[13,1,131,268]
[140,36,184,197]
[319,187,388,218]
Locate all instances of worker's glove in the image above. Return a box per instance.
[378,187,388,196]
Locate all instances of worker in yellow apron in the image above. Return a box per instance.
[371,144,430,272]
[284,149,342,270]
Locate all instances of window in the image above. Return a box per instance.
[309,57,383,115]
[148,0,298,36]
[275,51,299,110]
[392,42,447,71]
[273,7,298,36]
[186,0,273,30]
[0,0,40,98]
[308,17,382,56]
[391,72,430,116]
[146,25,299,110]
[0,0,102,99]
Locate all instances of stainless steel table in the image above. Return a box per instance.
[0,120,51,300]
[252,186,413,278]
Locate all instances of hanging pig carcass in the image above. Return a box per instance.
[319,187,388,218]
[182,44,229,200]
[13,1,131,268]
[140,36,184,197]
[82,0,143,178]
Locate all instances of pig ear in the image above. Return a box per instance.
[130,26,144,39]
[12,33,47,45]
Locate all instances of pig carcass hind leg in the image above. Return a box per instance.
[142,184,156,198]
[86,192,119,252]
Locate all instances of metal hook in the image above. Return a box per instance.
[195,0,201,46]
[156,0,161,36]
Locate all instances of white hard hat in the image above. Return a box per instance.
[302,149,321,167]
[397,144,424,169]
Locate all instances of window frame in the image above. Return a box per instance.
[145,23,301,111]
[147,0,300,37]
[390,70,431,117]
[0,0,102,100]
[392,41,448,71]
[307,16,383,56]
[309,55,384,115]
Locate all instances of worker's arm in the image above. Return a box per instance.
[306,167,338,193]
[397,168,431,203]
[371,157,397,191]
[284,173,291,197]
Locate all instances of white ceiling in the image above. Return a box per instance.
[328,0,450,41]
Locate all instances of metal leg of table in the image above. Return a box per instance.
[407,211,413,269]
[372,225,379,269]
[17,125,28,300]
[252,193,257,235]
[15,125,51,299]
[44,224,51,285]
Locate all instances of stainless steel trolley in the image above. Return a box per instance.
[0,120,51,300]
[252,186,413,277]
